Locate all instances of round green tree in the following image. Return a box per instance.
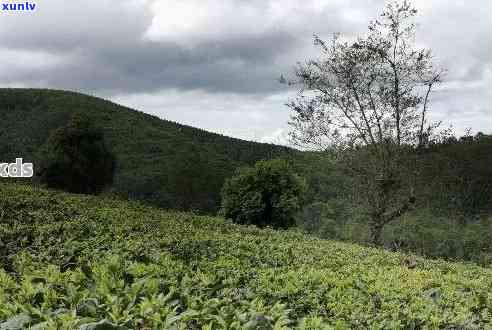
[220,159,306,229]
[37,113,115,194]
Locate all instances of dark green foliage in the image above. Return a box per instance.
[419,132,492,218]
[36,113,115,194]
[382,211,492,264]
[0,88,295,213]
[297,200,351,238]
[290,151,348,203]
[294,134,492,264]
[221,159,306,229]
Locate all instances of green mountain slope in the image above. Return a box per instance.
[1,184,491,328]
[0,88,296,213]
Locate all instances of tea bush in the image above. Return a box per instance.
[1,184,492,329]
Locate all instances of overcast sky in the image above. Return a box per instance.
[1,0,491,145]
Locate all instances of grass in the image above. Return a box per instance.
[1,183,492,329]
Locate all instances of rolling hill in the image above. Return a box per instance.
[1,183,491,328]
[2,88,491,268]
[0,88,296,213]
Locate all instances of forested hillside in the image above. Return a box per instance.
[0,88,295,213]
[1,88,491,264]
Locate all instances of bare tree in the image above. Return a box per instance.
[286,0,445,245]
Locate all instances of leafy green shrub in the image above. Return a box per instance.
[220,159,306,229]
[36,113,115,194]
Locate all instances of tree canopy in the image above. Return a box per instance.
[36,113,115,194]
[220,159,306,229]
[286,0,445,245]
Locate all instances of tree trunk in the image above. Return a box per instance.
[370,221,384,246]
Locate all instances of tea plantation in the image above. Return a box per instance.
[1,184,491,329]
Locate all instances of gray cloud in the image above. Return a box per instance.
[0,0,490,142]
[0,0,380,95]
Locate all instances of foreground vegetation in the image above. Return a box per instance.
[1,184,492,329]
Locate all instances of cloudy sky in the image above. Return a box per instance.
[1,0,491,145]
